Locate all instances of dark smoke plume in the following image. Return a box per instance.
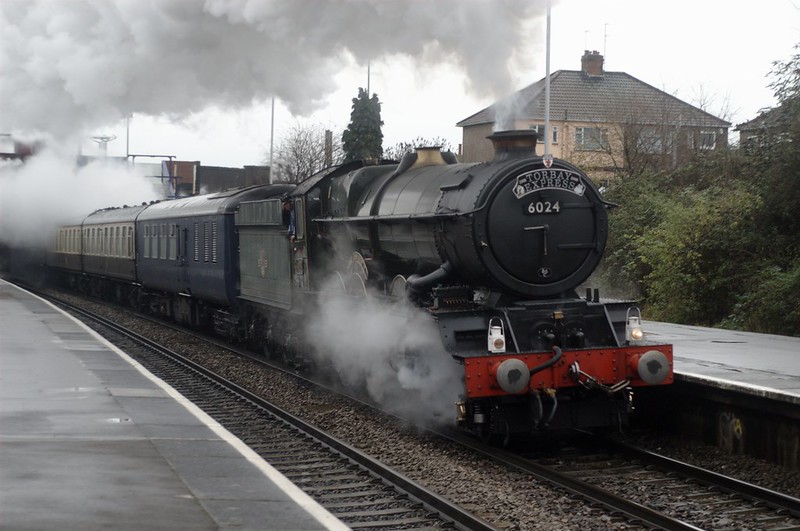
[1,0,549,140]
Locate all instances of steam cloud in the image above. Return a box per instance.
[1,0,549,140]
[306,280,464,427]
[0,150,159,247]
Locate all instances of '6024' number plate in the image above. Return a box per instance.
[527,201,560,214]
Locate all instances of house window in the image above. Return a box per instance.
[688,130,718,150]
[529,124,559,144]
[575,127,606,151]
[699,130,717,150]
[637,129,665,154]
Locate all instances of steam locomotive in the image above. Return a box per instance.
[47,130,672,439]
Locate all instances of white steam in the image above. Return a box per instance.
[1,0,550,140]
[0,149,159,247]
[306,280,464,427]
[493,91,537,131]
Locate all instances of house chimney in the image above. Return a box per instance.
[581,50,604,77]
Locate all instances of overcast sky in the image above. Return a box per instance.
[2,0,798,167]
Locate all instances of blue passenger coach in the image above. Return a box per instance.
[135,185,291,327]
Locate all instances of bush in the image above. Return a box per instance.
[636,183,763,326]
[721,262,800,336]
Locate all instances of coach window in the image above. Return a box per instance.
[159,223,165,259]
[151,224,157,259]
[294,204,305,241]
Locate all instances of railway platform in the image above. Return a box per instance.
[0,279,346,531]
[642,320,800,468]
[645,321,800,403]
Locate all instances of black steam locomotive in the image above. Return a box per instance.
[47,130,672,439]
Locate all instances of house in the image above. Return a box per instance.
[736,102,793,147]
[457,51,731,176]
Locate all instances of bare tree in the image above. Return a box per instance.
[383,136,454,161]
[589,89,728,179]
[689,84,736,123]
[271,122,345,183]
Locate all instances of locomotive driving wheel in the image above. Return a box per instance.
[347,252,368,283]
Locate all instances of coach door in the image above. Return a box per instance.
[177,223,190,285]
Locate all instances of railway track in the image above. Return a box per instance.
[54,297,497,531]
[439,430,800,530]
[43,288,800,530]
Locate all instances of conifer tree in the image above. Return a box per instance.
[342,88,383,162]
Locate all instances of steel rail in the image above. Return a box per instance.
[434,429,705,531]
[606,439,800,518]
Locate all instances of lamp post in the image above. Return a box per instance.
[544,0,552,164]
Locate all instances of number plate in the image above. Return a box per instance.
[526,201,561,214]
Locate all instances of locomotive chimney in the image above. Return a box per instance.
[488,130,538,161]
